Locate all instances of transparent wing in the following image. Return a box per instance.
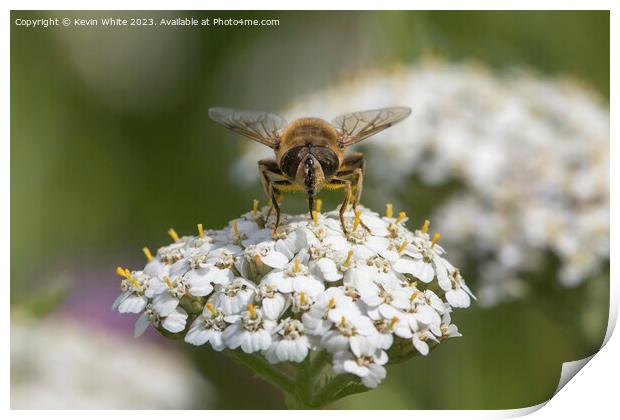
[332,106,411,147]
[208,107,287,148]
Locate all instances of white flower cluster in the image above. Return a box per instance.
[233,60,609,306]
[113,204,472,388]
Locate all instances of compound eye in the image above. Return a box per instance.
[312,147,340,178]
[280,146,308,178]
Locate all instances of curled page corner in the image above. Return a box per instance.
[554,355,595,395]
[497,293,617,418]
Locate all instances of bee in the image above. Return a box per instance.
[208,106,411,234]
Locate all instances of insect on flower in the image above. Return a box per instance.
[208,106,411,234]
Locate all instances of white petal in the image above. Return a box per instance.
[162,308,188,333]
[413,336,429,355]
[152,293,179,317]
[362,364,386,388]
[262,250,290,268]
[134,313,151,337]
[364,236,390,253]
[343,360,369,377]
[313,258,343,282]
[262,295,286,320]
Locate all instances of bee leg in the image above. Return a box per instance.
[350,168,371,233]
[338,153,365,204]
[269,184,281,234]
[307,194,315,218]
[336,154,371,233]
[258,159,286,234]
[325,178,352,235]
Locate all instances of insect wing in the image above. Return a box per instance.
[332,106,411,147]
[208,107,287,148]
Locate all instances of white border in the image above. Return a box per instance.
[3,1,617,418]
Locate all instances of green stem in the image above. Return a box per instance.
[295,358,312,408]
[309,350,330,378]
[225,350,296,395]
[311,373,359,408]
[332,382,371,402]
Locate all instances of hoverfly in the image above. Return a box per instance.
[208,106,411,234]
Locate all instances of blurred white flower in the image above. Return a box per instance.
[114,204,473,389]
[234,60,609,305]
[11,317,210,409]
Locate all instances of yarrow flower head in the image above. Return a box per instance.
[113,202,473,405]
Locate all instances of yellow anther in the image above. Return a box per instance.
[343,250,354,267]
[389,316,400,329]
[312,210,318,225]
[294,257,300,273]
[328,297,336,309]
[206,303,218,316]
[142,246,154,261]
[352,210,362,231]
[386,203,394,219]
[117,267,142,290]
[409,290,420,302]
[197,223,204,239]
[232,220,239,237]
[395,211,407,224]
[431,232,441,247]
[316,199,323,213]
[247,303,257,319]
[421,219,430,234]
[252,199,259,215]
[163,276,174,289]
[398,241,409,253]
[168,228,180,242]
[339,316,347,326]
[300,292,307,305]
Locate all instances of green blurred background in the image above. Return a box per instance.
[11,10,609,409]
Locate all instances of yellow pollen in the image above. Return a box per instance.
[386,203,394,219]
[142,246,154,261]
[389,316,400,329]
[300,292,307,305]
[328,297,336,309]
[398,241,409,253]
[312,210,318,225]
[197,223,204,239]
[431,232,441,247]
[163,276,174,289]
[116,266,128,278]
[168,228,180,242]
[117,267,142,290]
[344,250,354,267]
[232,220,239,236]
[206,303,217,316]
[352,210,362,231]
[421,220,430,234]
[339,316,347,326]
[294,257,300,273]
[252,199,259,215]
[316,199,323,213]
[247,303,257,319]
[409,290,420,302]
[395,211,407,224]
